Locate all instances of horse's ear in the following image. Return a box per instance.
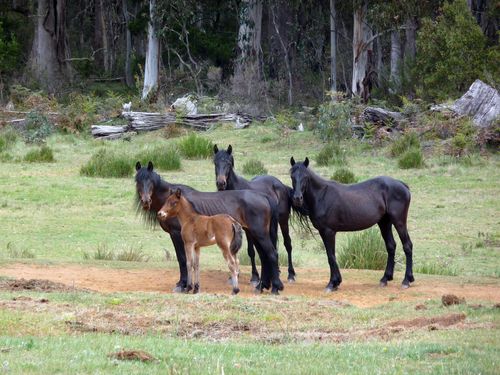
[290,157,296,166]
[227,145,232,155]
[147,161,154,171]
[175,188,181,198]
[213,144,219,154]
[135,161,141,171]
[304,157,309,168]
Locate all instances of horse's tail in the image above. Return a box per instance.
[230,221,243,256]
[264,195,280,249]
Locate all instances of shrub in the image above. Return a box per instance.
[337,228,387,270]
[0,127,18,152]
[331,168,357,184]
[116,247,150,262]
[80,148,133,178]
[135,145,181,171]
[242,159,267,176]
[451,119,476,156]
[24,111,54,143]
[398,148,424,169]
[315,143,347,166]
[178,133,213,159]
[23,145,55,163]
[317,98,353,141]
[390,132,420,157]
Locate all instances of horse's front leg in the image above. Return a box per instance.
[193,246,201,294]
[319,228,342,292]
[170,231,187,293]
[246,235,260,286]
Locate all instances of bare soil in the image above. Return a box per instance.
[1,263,499,307]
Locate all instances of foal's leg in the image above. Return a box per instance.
[184,243,195,293]
[378,216,397,287]
[280,217,296,282]
[221,242,240,295]
[193,246,201,294]
[319,228,342,292]
[394,222,414,288]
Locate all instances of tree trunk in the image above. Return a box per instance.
[270,2,292,105]
[233,0,263,92]
[351,1,373,100]
[404,17,417,61]
[29,0,70,93]
[142,0,160,101]
[122,0,134,87]
[375,30,383,80]
[330,0,337,93]
[390,30,402,93]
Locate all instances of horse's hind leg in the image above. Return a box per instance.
[184,244,195,293]
[220,244,240,295]
[378,216,397,287]
[280,217,296,282]
[393,222,414,288]
[193,246,201,294]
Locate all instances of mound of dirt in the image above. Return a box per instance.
[108,350,156,362]
[442,294,465,306]
[0,278,89,292]
[387,313,466,329]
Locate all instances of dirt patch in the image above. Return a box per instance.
[0,264,499,308]
[108,350,156,362]
[387,313,466,329]
[442,294,465,306]
[0,278,90,293]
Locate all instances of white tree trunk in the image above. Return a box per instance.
[404,17,417,61]
[123,0,134,87]
[29,0,70,93]
[142,0,160,101]
[351,1,373,99]
[234,0,263,83]
[330,0,337,93]
[390,30,402,93]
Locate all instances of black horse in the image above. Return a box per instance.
[213,144,296,283]
[289,157,414,291]
[135,161,284,294]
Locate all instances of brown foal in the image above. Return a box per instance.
[157,189,243,295]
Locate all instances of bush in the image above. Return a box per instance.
[317,97,353,141]
[451,119,476,156]
[242,159,268,176]
[415,0,490,100]
[390,132,420,157]
[23,145,55,163]
[337,228,387,270]
[398,148,424,169]
[80,148,133,178]
[135,145,181,171]
[178,133,213,159]
[24,111,54,143]
[315,142,347,166]
[331,168,357,184]
[0,127,18,152]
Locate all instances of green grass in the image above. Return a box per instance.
[83,244,150,262]
[135,145,181,171]
[414,261,458,276]
[331,167,357,183]
[398,148,425,169]
[390,132,420,157]
[23,145,55,163]
[178,133,213,159]
[80,148,133,177]
[242,159,268,176]
[337,228,387,270]
[0,127,18,152]
[315,142,347,166]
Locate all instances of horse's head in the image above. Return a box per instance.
[213,144,234,191]
[289,156,310,207]
[135,161,156,210]
[157,188,181,220]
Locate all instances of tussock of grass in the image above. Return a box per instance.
[178,133,213,159]
[414,262,458,276]
[331,168,357,184]
[135,145,181,171]
[398,148,424,169]
[83,244,150,262]
[4,243,35,259]
[0,127,18,152]
[23,145,55,163]
[80,148,132,178]
[338,228,387,270]
[315,143,347,166]
[242,159,267,176]
[390,132,420,157]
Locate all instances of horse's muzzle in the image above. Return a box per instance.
[216,178,227,191]
[141,198,152,210]
[157,210,167,220]
[292,196,304,207]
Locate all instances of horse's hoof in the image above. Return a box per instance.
[324,286,338,293]
[250,280,260,287]
[288,276,296,283]
[232,287,240,295]
[379,281,388,288]
[401,283,410,289]
[271,289,280,295]
[172,286,185,293]
[253,287,263,295]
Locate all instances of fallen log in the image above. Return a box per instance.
[361,106,403,127]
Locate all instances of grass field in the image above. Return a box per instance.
[0,124,499,374]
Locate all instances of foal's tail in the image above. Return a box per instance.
[230,221,243,256]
